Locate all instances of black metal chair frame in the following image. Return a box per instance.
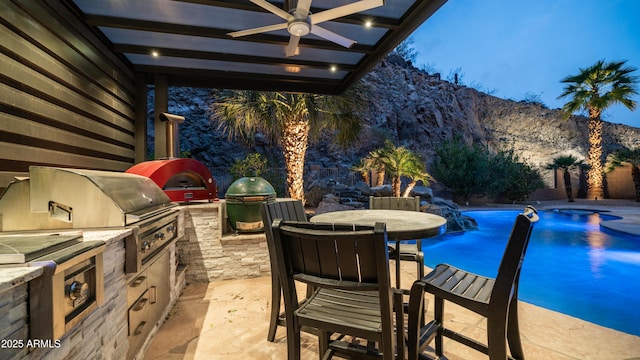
[272,220,404,360]
[407,206,539,360]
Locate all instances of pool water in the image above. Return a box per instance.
[421,210,640,337]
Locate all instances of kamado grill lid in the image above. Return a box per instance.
[225,177,276,200]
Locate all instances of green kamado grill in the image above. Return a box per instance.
[225,176,276,233]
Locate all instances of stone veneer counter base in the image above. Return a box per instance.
[176,201,270,283]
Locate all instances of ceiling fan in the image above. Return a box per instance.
[228,0,384,57]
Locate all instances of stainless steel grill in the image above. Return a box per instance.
[0,166,180,349]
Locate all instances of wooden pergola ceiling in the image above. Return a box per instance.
[68,0,446,94]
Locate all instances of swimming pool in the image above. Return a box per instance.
[421,209,640,337]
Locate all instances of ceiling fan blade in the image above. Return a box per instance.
[285,35,301,57]
[250,0,292,20]
[310,0,384,24]
[228,23,288,38]
[310,25,356,48]
[294,0,312,18]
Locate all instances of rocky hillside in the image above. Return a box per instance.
[158,55,640,188]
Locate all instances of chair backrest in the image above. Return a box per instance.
[261,199,307,225]
[260,200,307,271]
[492,206,539,307]
[370,196,420,211]
[272,220,394,314]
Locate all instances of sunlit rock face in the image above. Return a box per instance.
[157,57,640,189]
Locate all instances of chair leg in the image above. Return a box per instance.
[394,290,406,359]
[407,282,426,360]
[318,330,331,358]
[395,256,402,290]
[434,297,444,356]
[416,253,425,328]
[507,299,525,360]
[286,323,301,360]
[267,271,282,342]
[487,315,508,360]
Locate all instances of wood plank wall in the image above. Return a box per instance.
[0,0,136,189]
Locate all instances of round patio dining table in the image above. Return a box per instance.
[311,209,447,293]
[310,209,447,241]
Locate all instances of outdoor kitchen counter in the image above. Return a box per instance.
[82,228,132,244]
[0,228,136,360]
[0,267,43,294]
[0,229,131,295]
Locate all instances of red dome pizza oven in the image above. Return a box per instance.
[126,158,217,203]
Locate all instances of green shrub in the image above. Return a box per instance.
[230,153,267,179]
[431,137,544,202]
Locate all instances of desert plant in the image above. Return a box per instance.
[431,137,493,202]
[432,137,544,202]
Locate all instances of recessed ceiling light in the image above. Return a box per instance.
[330,65,337,72]
[285,66,301,73]
[365,20,373,28]
[151,51,159,57]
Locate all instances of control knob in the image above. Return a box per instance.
[68,281,89,301]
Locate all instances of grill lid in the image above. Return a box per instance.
[0,166,175,231]
[225,177,276,199]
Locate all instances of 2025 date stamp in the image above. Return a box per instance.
[1,338,61,349]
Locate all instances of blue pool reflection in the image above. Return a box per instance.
[421,209,640,336]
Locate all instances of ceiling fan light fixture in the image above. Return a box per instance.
[288,20,310,36]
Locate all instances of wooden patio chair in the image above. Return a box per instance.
[407,206,539,360]
[272,220,404,360]
[260,199,309,342]
[369,196,424,290]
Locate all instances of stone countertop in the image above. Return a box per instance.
[0,228,132,295]
[82,228,132,245]
[0,266,43,294]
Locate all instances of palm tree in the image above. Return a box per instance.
[558,59,638,200]
[351,159,370,185]
[211,85,367,204]
[606,147,640,202]
[402,165,434,198]
[371,140,432,197]
[364,142,392,187]
[546,155,586,202]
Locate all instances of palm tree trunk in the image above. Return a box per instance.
[376,170,385,186]
[586,114,605,199]
[632,166,640,202]
[563,169,574,202]
[361,171,370,185]
[402,181,417,198]
[281,117,309,204]
[391,176,401,197]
